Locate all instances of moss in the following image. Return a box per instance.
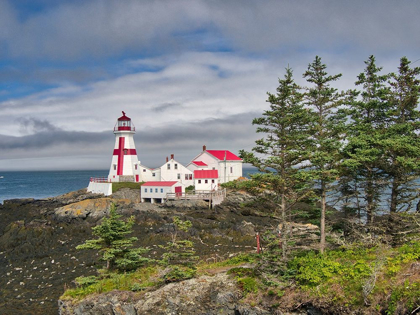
[112,182,144,193]
[61,266,159,300]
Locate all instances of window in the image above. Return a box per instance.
[205,179,208,184]
[230,167,233,173]
[175,163,178,170]
[145,188,148,192]
[155,188,158,193]
[212,179,215,184]
[143,169,146,172]
[113,164,117,170]
[135,164,138,170]
[212,167,215,170]
[189,174,192,180]
[152,173,155,177]
[198,180,201,184]
[177,173,181,179]
[167,164,171,170]
[161,188,163,193]
[185,174,188,180]
[124,149,128,155]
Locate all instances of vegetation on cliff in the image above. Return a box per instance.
[60,55,420,314]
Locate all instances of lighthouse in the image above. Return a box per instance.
[108,111,141,182]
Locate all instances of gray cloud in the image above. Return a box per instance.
[0,112,258,170]
[18,117,61,134]
[0,0,418,62]
[152,102,183,113]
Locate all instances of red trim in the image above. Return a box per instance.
[113,149,137,155]
[143,181,178,187]
[118,126,132,131]
[194,170,218,179]
[206,150,242,161]
[117,137,125,175]
[192,161,207,166]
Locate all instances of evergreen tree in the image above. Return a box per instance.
[342,56,390,222]
[303,56,346,254]
[240,66,313,259]
[385,57,420,212]
[160,216,198,282]
[76,203,150,272]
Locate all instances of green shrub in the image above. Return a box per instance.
[163,266,196,283]
[237,276,258,295]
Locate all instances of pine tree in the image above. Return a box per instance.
[303,56,346,254]
[159,216,198,282]
[342,56,390,222]
[76,203,150,272]
[385,57,420,212]
[240,66,313,259]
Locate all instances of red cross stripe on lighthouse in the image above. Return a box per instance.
[113,137,137,175]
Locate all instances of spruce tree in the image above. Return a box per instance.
[76,203,150,272]
[342,56,390,222]
[240,66,312,259]
[303,56,346,254]
[385,57,420,212]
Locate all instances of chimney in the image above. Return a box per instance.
[166,156,168,162]
[203,145,206,151]
[171,154,174,160]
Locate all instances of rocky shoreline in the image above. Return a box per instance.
[1,188,299,315]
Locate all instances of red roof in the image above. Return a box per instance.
[194,170,218,179]
[192,161,207,166]
[142,181,178,187]
[118,111,131,121]
[206,150,242,161]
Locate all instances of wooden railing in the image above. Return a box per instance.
[90,177,110,183]
[165,189,226,208]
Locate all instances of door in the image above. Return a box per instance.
[175,186,182,197]
[136,175,139,182]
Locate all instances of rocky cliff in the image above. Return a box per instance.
[58,272,274,315]
[0,189,294,315]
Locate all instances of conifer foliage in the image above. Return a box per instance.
[240,66,313,259]
[76,203,150,272]
[244,55,420,254]
[303,56,347,253]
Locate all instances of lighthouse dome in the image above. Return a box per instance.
[115,111,135,131]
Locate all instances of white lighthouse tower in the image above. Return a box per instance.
[108,111,141,182]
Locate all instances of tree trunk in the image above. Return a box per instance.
[390,177,399,213]
[281,193,287,259]
[366,170,374,224]
[320,180,326,255]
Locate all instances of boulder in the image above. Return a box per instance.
[54,198,131,220]
[59,273,271,315]
[112,188,141,203]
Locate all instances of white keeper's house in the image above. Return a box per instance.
[159,154,194,187]
[88,113,243,198]
[187,145,243,184]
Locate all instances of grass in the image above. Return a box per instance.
[112,182,144,193]
[61,242,420,314]
[61,266,159,300]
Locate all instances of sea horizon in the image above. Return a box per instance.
[0,167,258,204]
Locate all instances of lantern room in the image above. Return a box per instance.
[115,111,135,132]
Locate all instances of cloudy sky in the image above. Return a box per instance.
[0,0,419,171]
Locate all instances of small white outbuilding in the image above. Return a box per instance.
[141,181,184,204]
[194,170,219,191]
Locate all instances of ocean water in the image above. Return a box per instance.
[0,170,108,204]
[0,168,259,204]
